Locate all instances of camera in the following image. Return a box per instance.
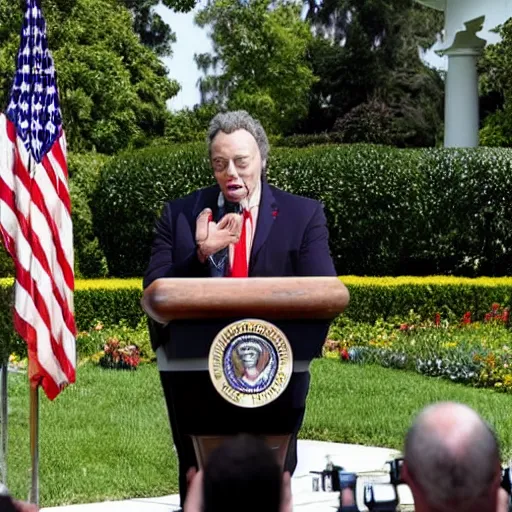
[362,458,402,512]
[502,466,512,495]
[310,456,344,492]
[363,483,399,512]
[311,456,406,512]
[501,466,512,512]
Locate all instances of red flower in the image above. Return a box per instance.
[434,313,441,326]
[492,303,500,312]
[340,348,349,361]
[503,309,510,324]
[399,323,408,331]
[462,312,471,325]
[485,313,492,322]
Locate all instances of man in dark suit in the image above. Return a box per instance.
[144,111,336,507]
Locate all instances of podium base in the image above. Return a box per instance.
[191,434,291,470]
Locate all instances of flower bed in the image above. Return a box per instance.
[324,303,512,391]
[99,338,140,370]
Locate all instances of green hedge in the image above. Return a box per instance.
[2,278,511,358]
[0,280,144,359]
[91,144,512,278]
[0,153,111,280]
[341,284,512,324]
[68,152,111,278]
[92,143,210,277]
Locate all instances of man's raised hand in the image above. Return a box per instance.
[196,208,242,262]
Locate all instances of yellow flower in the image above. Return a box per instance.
[503,375,512,387]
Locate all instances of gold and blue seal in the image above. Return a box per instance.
[208,319,293,408]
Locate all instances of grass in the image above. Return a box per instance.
[6,360,512,507]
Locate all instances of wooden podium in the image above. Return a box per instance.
[142,277,349,469]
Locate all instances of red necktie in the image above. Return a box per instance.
[230,209,252,278]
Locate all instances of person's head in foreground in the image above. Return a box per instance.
[402,401,507,512]
[207,110,269,205]
[184,434,292,512]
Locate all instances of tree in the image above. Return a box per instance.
[118,0,176,56]
[0,0,179,154]
[300,0,444,146]
[165,103,221,142]
[195,0,317,135]
[479,18,512,147]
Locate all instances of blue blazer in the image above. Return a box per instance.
[143,181,336,288]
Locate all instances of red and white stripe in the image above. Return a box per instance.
[0,113,76,400]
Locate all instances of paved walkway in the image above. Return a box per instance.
[42,440,414,511]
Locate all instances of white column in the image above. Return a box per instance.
[444,48,481,147]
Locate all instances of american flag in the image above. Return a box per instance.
[0,0,76,400]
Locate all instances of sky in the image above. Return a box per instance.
[156,3,448,112]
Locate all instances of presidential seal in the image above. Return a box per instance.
[208,319,293,408]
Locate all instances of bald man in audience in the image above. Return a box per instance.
[402,402,510,512]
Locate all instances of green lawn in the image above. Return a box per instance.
[6,360,512,507]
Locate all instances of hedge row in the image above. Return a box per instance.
[1,277,511,358]
[91,144,512,278]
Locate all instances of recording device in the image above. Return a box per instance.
[500,466,512,512]
[310,455,345,492]
[363,458,403,512]
[364,483,399,512]
[502,466,512,495]
[311,456,405,511]
[386,457,404,487]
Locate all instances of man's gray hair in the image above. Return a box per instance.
[207,111,270,171]
[404,402,500,511]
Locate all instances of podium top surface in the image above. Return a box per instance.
[142,277,349,323]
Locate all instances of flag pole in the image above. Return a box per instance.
[0,361,7,485]
[29,385,39,505]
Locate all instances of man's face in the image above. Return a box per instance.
[237,344,260,369]
[210,129,263,203]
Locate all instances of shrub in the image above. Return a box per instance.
[333,100,395,145]
[68,152,110,278]
[164,104,221,143]
[92,144,512,277]
[0,245,14,278]
[412,148,512,276]
[73,280,144,330]
[272,132,343,148]
[269,145,423,275]
[337,276,512,325]
[4,276,512,359]
[92,143,212,276]
[93,143,422,276]
[0,281,25,361]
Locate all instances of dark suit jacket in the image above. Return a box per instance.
[143,181,336,288]
[143,182,337,447]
